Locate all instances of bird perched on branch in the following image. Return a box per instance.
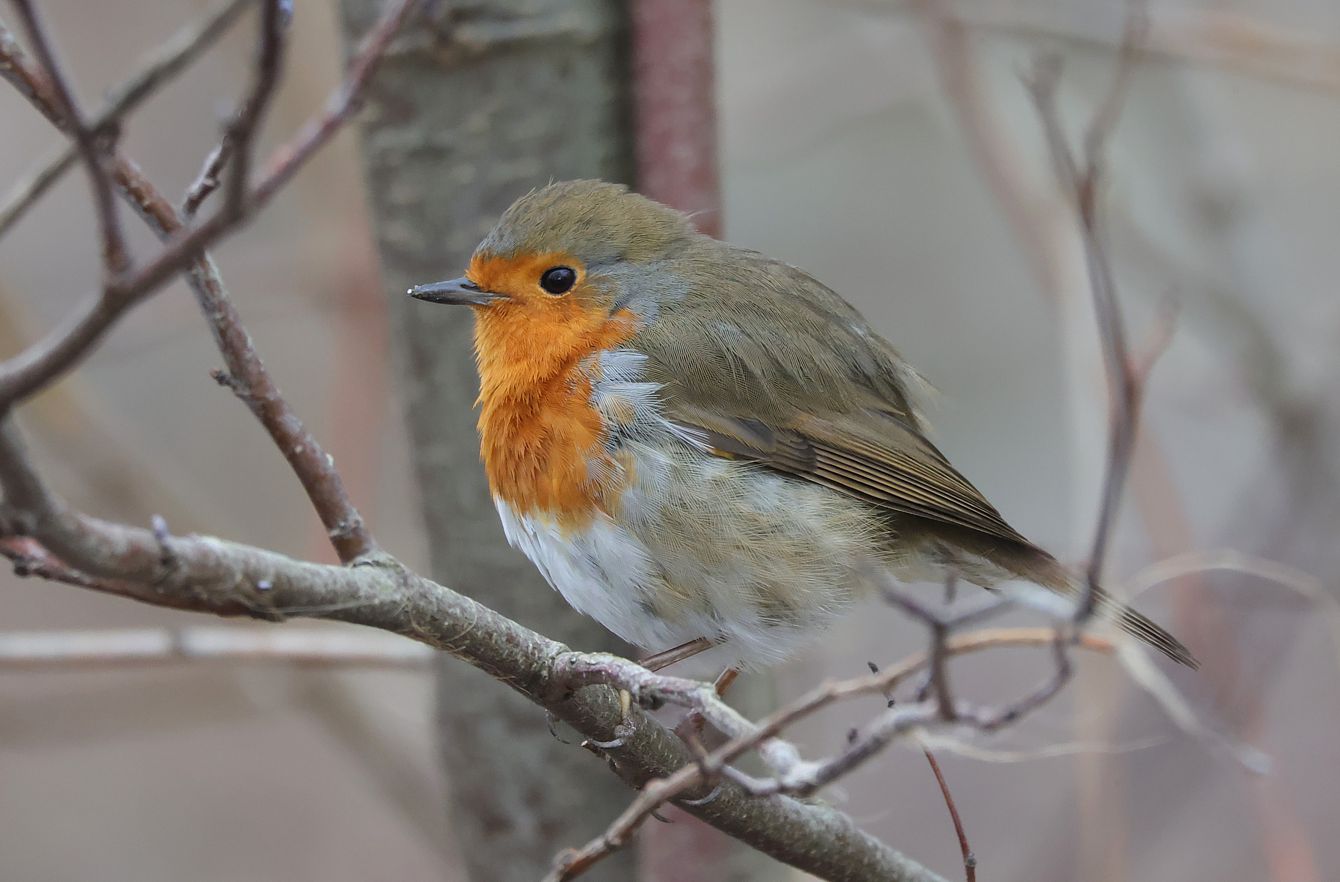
[409,180,1196,682]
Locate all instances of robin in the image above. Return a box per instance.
[409,180,1197,684]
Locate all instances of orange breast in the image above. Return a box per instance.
[473,301,638,529]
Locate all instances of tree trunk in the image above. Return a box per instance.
[338,2,636,880]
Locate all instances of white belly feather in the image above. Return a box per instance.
[494,499,689,652]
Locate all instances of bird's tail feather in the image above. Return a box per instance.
[1093,586,1199,669]
[1009,552,1199,669]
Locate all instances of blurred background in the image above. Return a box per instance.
[1,0,1337,880]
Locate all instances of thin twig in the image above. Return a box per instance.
[917,12,1188,873]
[0,0,255,237]
[971,636,1073,731]
[914,0,1199,630]
[1082,5,1149,174]
[544,775,696,882]
[129,0,420,306]
[912,0,1064,303]
[6,0,129,276]
[0,0,420,413]
[880,583,957,718]
[547,624,1114,880]
[922,748,976,882]
[0,144,73,240]
[182,0,288,217]
[1022,23,1152,622]
[921,0,1167,635]
[964,5,1340,97]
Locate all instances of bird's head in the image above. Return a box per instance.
[409,179,708,412]
[408,181,705,515]
[409,179,697,324]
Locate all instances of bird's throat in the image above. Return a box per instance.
[472,305,638,527]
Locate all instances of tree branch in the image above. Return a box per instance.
[129,0,416,294]
[965,5,1340,96]
[545,608,1114,880]
[0,0,255,238]
[0,0,419,414]
[0,415,943,882]
[0,625,434,671]
[922,748,976,882]
[1021,13,1152,621]
[0,5,402,561]
[6,0,128,276]
[182,0,288,217]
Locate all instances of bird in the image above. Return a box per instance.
[408,179,1197,682]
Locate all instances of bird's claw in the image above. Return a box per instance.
[680,783,724,807]
[545,710,571,744]
[582,690,639,751]
[582,735,627,750]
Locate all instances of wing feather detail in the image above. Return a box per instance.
[670,405,1029,546]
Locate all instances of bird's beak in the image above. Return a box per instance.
[406,277,500,306]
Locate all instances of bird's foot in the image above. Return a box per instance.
[582,688,637,750]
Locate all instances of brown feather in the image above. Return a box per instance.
[673,406,1029,545]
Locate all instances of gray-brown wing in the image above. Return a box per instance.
[669,403,1032,547]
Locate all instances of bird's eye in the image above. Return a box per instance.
[539,266,577,295]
